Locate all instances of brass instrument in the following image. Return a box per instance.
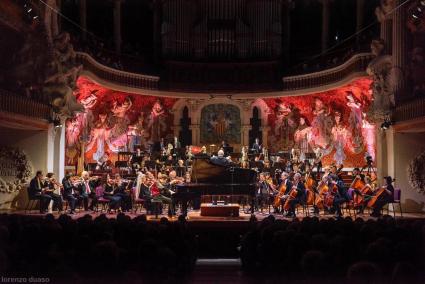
[263,147,270,168]
[241,146,249,169]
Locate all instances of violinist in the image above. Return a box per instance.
[113,174,132,212]
[45,173,64,213]
[285,173,305,218]
[29,171,52,213]
[328,174,349,218]
[78,171,98,211]
[103,175,121,212]
[369,176,394,217]
[62,172,79,214]
[149,172,174,217]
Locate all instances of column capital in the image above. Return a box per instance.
[375,0,396,22]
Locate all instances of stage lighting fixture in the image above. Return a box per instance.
[380,119,392,130]
[421,0,425,7]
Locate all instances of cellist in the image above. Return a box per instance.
[328,174,350,218]
[368,176,394,217]
[285,173,305,218]
[273,172,292,213]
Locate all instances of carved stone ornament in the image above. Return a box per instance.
[375,0,396,23]
[366,39,396,122]
[408,150,425,194]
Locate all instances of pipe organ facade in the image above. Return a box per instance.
[161,0,283,60]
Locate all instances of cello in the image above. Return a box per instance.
[273,181,287,208]
[283,185,298,211]
[367,181,393,208]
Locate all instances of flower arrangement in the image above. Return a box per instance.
[408,150,425,194]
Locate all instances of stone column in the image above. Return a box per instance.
[173,125,181,139]
[241,125,251,148]
[356,0,364,46]
[58,125,65,180]
[190,124,200,145]
[113,0,122,54]
[79,0,87,41]
[47,124,56,173]
[321,0,330,53]
[375,129,387,182]
[261,126,270,149]
[392,0,407,101]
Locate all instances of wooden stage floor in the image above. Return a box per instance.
[3,208,424,224]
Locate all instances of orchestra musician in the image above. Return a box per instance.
[173,136,181,150]
[252,138,262,154]
[45,172,64,213]
[62,172,79,214]
[29,171,52,213]
[103,175,121,212]
[147,171,175,217]
[285,173,306,218]
[210,150,231,166]
[255,172,273,213]
[77,171,98,211]
[328,174,350,218]
[113,174,133,212]
[369,176,394,218]
[274,171,292,212]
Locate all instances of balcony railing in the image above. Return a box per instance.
[281,53,374,91]
[76,52,160,90]
[394,97,425,122]
[76,51,373,93]
[0,90,51,120]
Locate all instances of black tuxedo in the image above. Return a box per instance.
[78,180,98,211]
[252,142,262,153]
[62,178,80,212]
[29,177,51,213]
[287,181,306,215]
[210,156,230,167]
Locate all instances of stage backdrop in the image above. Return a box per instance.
[65,77,177,167]
[200,104,241,144]
[66,76,375,168]
[263,78,375,167]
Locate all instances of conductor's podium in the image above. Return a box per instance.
[200,203,240,217]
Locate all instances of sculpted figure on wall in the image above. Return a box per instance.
[43,32,84,119]
[366,39,394,121]
[375,0,396,23]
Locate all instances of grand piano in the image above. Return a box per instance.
[174,157,258,215]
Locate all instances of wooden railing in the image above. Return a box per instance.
[76,52,160,90]
[0,90,51,120]
[394,97,425,122]
[281,53,374,91]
